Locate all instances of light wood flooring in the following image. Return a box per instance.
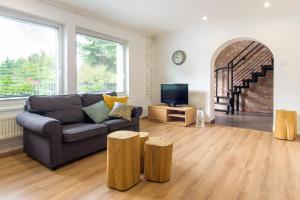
[0,120,300,200]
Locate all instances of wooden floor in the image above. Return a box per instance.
[1,120,300,200]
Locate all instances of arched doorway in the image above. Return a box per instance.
[211,39,274,131]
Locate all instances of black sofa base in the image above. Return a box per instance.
[23,126,137,169]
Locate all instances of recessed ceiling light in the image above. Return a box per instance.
[264,2,270,8]
[202,16,208,21]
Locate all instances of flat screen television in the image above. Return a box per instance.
[161,84,188,106]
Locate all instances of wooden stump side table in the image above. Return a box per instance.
[144,137,173,183]
[139,132,149,173]
[274,110,297,141]
[107,131,140,191]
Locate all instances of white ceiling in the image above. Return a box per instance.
[56,0,300,34]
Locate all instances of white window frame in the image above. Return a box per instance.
[0,6,64,101]
[75,27,127,95]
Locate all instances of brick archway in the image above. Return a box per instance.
[210,38,274,131]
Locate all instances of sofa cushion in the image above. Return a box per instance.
[82,101,110,123]
[102,119,132,132]
[63,123,108,143]
[27,94,85,124]
[109,102,133,121]
[81,92,117,107]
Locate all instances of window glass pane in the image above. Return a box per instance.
[0,16,59,98]
[77,33,125,94]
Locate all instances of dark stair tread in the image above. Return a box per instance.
[215,102,228,105]
[215,109,228,113]
[243,79,256,83]
[252,72,265,76]
[215,96,229,99]
[262,64,273,67]
[239,84,249,88]
[261,65,273,71]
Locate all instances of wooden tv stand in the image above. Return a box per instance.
[148,105,196,127]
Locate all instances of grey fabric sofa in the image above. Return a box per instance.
[16,92,143,169]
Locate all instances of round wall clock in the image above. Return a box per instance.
[172,50,186,65]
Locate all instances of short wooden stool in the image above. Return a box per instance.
[144,137,173,183]
[107,131,140,191]
[274,110,297,141]
[139,132,149,173]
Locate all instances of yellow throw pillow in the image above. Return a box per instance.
[103,94,128,109]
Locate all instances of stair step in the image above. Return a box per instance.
[252,72,265,77]
[215,102,228,105]
[215,109,228,113]
[244,79,256,83]
[236,85,248,90]
[215,96,228,99]
[241,83,249,88]
[262,65,274,71]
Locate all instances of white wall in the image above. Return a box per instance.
[0,0,151,116]
[154,14,300,132]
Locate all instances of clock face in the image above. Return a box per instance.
[172,50,186,65]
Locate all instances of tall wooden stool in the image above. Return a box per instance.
[144,137,173,183]
[274,110,297,141]
[107,131,140,191]
[139,132,149,172]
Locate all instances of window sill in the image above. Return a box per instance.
[0,98,26,113]
[0,97,28,101]
[0,106,24,112]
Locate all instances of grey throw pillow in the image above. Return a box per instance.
[109,102,133,121]
[82,101,110,123]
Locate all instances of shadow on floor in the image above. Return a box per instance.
[215,111,273,132]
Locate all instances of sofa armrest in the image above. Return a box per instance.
[131,106,143,132]
[16,111,62,136]
[131,106,143,119]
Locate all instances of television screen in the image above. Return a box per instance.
[161,84,188,106]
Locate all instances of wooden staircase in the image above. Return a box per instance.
[214,41,274,114]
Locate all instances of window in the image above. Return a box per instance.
[76,32,125,94]
[0,16,60,98]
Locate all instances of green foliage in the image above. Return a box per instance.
[0,52,56,97]
[77,35,118,93]
[78,64,116,93]
[78,36,118,73]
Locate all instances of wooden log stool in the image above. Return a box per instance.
[139,132,149,173]
[144,137,173,183]
[107,131,140,191]
[274,110,297,141]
